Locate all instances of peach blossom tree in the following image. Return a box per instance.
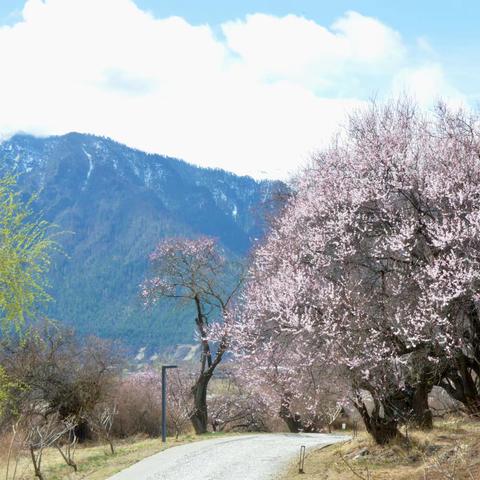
[142,237,243,434]
[228,100,480,444]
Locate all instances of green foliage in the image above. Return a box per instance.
[0,365,17,417]
[0,176,56,330]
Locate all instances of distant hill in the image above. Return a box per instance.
[0,133,285,351]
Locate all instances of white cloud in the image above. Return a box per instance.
[222,11,405,90]
[0,0,465,179]
[331,11,405,65]
[392,64,466,108]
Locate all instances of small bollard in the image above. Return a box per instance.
[298,445,306,474]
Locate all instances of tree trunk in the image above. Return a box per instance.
[190,372,211,434]
[438,300,480,416]
[190,296,229,434]
[439,353,480,417]
[278,394,320,433]
[354,396,399,445]
[410,381,433,429]
[389,381,433,429]
[30,447,45,480]
[56,445,77,472]
[279,403,303,433]
[364,413,399,445]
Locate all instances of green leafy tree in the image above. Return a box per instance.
[0,365,16,417]
[0,176,56,329]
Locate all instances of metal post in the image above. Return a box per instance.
[161,365,177,443]
[298,445,306,474]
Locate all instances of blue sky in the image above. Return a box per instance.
[0,0,478,178]
[141,0,480,99]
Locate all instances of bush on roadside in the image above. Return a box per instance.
[113,369,163,438]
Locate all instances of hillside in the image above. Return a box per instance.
[0,133,284,351]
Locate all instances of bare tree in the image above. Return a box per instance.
[84,404,118,454]
[23,412,76,480]
[0,321,122,441]
[167,370,193,439]
[3,420,21,480]
[113,370,162,438]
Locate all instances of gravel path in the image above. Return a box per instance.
[107,433,349,480]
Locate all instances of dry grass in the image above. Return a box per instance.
[282,417,480,480]
[0,431,243,480]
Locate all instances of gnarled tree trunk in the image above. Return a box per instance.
[438,299,480,416]
[279,395,303,433]
[410,381,433,429]
[353,393,400,445]
[388,380,433,430]
[190,371,212,434]
[439,354,480,417]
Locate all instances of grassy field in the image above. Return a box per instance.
[282,417,480,480]
[0,431,242,480]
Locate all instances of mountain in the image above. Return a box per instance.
[0,133,284,351]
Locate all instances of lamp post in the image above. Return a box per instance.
[161,364,177,443]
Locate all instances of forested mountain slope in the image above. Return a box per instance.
[0,133,283,351]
